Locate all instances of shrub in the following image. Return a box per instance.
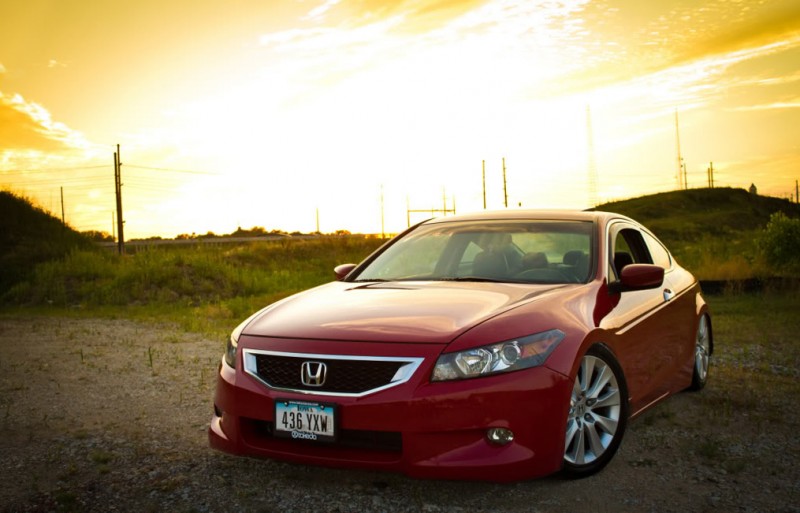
[756,212,800,274]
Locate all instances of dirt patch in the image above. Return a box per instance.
[1,316,797,512]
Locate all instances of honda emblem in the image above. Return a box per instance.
[300,361,327,387]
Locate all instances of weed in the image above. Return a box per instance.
[54,489,79,512]
[695,438,723,461]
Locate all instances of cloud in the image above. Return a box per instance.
[0,92,87,152]
[664,1,800,71]
[731,99,800,112]
[303,0,342,21]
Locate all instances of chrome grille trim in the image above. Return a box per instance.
[243,349,424,397]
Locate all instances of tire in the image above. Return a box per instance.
[689,314,711,391]
[562,344,629,479]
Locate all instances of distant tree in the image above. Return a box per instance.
[757,212,800,274]
[82,230,114,242]
[231,226,268,237]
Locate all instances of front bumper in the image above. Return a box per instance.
[209,340,572,482]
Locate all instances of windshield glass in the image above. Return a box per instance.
[354,220,594,284]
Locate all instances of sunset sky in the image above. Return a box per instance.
[1,0,799,238]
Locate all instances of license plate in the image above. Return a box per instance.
[274,400,336,442]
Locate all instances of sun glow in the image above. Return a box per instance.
[1,0,799,237]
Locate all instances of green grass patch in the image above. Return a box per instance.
[1,236,386,338]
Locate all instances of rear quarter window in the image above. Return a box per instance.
[643,232,672,269]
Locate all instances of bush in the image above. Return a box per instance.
[756,212,800,274]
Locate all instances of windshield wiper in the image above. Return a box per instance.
[437,276,508,283]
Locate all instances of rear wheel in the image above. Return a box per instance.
[689,314,711,391]
[562,344,629,478]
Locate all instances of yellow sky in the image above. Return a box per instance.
[1,0,799,238]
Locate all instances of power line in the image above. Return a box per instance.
[0,165,109,175]
[125,164,216,175]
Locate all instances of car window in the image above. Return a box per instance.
[611,226,653,279]
[642,231,672,269]
[361,230,450,279]
[355,220,594,284]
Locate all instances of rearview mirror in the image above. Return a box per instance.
[334,263,357,281]
[612,263,664,293]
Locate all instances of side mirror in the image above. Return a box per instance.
[333,263,357,281]
[611,263,664,293]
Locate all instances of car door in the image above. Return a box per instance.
[601,222,677,414]
[642,229,698,394]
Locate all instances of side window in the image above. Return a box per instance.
[611,226,652,279]
[642,232,672,269]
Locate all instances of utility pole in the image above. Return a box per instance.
[707,162,715,188]
[114,144,125,255]
[796,179,798,203]
[60,186,65,224]
[675,110,682,189]
[502,157,508,208]
[482,160,486,209]
[315,208,320,234]
[380,185,385,239]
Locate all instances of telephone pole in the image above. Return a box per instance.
[60,186,65,224]
[114,144,125,255]
[707,162,715,188]
[502,157,508,208]
[674,109,683,190]
[482,160,486,209]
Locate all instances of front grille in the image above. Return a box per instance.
[243,350,424,397]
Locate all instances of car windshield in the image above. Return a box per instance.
[354,219,594,284]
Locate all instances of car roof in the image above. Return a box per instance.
[423,209,633,225]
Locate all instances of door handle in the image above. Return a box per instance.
[663,288,675,302]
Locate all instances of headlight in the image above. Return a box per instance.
[224,332,238,368]
[223,319,249,368]
[431,329,565,381]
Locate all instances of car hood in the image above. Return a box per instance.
[242,280,569,344]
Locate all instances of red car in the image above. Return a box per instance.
[209,210,712,481]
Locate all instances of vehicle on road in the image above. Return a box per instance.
[209,210,712,481]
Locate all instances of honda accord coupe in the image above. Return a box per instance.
[209,210,712,481]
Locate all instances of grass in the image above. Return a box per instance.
[636,289,800,475]
[1,236,387,339]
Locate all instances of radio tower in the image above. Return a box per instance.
[674,109,683,190]
[586,106,598,207]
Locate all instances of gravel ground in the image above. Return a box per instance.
[1,316,798,513]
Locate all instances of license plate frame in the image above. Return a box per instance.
[274,399,337,443]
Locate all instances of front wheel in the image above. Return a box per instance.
[562,344,629,479]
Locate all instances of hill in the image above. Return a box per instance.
[1,187,798,298]
[0,191,92,292]
[594,187,800,249]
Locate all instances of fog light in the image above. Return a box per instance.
[486,427,514,445]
